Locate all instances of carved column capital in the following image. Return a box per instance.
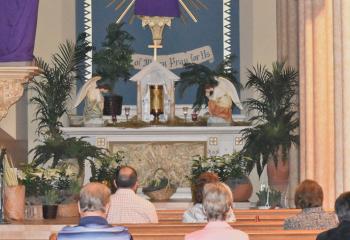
[0,67,39,121]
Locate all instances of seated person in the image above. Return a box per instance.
[284,179,338,230]
[317,191,350,240]
[107,166,158,223]
[185,182,249,240]
[57,182,132,240]
[183,172,236,223]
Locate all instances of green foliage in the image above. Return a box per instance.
[241,62,299,177]
[31,33,92,138]
[20,165,76,203]
[89,151,125,188]
[177,55,241,111]
[142,168,176,192]
[42,189,60,205]
[30,135,105,179]
[256,187,282,208]
[93,23,134,91]
[189,152,253,183]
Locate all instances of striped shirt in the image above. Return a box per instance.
[107,188,158,224]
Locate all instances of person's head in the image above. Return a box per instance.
[294,179,323,209]
[78,182,111,218]
[114,166,138,191]
[335,191,350,222]
[203,182,233,221]
[194,172,219,204]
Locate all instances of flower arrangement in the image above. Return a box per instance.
[256,184,282,208]
[189,152,253,183]
[19,164,77,204]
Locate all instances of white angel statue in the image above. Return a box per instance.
[74,76,104,127]
[205,76,243,124]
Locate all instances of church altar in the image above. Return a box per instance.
[61,125,249,201]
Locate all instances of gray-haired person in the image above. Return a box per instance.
[57,182,132,240]
[185,182,249,240]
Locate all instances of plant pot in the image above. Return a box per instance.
[57,203,79,218]
[267,158,289,193]
[42,205,58,219]
[225,176,253,202]
[103,95,123,116]
[25,204,43,220]
[4,185,25,220]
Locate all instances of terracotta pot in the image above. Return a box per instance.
[25,205,43,220]
[57,203,79,217]
[4,185,25,220]
[225,176,253,202]
[267,158,289,193]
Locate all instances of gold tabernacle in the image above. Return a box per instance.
[150,85,164,120]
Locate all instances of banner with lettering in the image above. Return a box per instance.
[132,46,214,70]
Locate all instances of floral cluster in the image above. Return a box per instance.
[189,152,253,183]
[20,164,78,204]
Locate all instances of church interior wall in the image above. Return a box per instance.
[1,0,279,202]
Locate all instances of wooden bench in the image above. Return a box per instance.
[49,230,321,240]
[157,209,301,222]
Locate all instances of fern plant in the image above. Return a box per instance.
[241,62,299,177]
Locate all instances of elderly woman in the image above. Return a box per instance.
[182,172,236,223]
[317,191,350,240]
[284,179,338,230]
[185,182,249,240]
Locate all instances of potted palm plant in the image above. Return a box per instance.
[93,23,134,118]
[30,34,104,184]
[241,61,299,192]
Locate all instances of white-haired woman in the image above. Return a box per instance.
[185,182,249,240]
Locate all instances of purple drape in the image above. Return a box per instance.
[135,0,180,17]
[0,0,39,62]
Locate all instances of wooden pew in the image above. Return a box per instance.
[157,208,301,222]
[49,230,321,240]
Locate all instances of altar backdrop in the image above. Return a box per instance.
[76,0,240,105]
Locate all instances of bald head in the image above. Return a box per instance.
[79,182,111,214]
[115,166,138,189]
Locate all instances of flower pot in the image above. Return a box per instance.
[267,158,289,193]
[103,95,123,116]
[25,205,43,220]
[57,203,79,218]
[225,176,253,202]
[42,205,58,219]
[4,185,25,220]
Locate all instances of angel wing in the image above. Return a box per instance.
[73,76,102,108]
[215,76,243,110]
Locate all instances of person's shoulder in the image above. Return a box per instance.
[316,228,337,240]
[283,215,299,229]
[184,229,203,240]
[231,229,249,240]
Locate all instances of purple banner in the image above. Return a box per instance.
[0,0,39,62]
[135,0,180,17]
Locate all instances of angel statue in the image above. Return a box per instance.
[205,76,243,125]
[74,76,104,127]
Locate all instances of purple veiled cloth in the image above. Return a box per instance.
[0,0,39,62]
[135,0,180,17]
